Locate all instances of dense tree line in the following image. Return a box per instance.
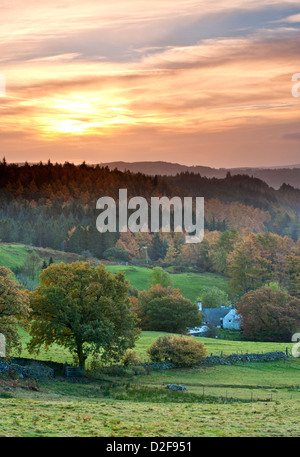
[0,159,299,266]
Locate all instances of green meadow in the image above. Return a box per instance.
[107,265,229,302]
[1,354,300,437]
[2,329,299,437]
[14,329,294,365]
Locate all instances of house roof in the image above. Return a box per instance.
[202,308,230,326]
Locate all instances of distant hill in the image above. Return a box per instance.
[99,161,300,189]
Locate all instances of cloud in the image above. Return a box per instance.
[1,0,300,166]
[275,13,300,23]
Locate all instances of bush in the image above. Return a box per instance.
[121,350,141,366]
[204,323,220,338]
[147,335,208,367]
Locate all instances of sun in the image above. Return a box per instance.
[35,95,136,138]
[37,97,100,136]
[47,119,92,134]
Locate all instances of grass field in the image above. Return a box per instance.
[1,394,300,437]
[1,395,299,437]
[15,329,294,365]
[3,330,300,437]
[1,356,300,436]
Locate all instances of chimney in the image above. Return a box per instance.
[197,301,202,312]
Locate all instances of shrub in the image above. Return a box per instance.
[147,335,208,367]
[121,349,141,366]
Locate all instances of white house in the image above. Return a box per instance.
[222,308,241,330]
[188,301,241,336]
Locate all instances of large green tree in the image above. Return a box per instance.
[0,267,30,353]
[137,284,202,333]
[28,262,139,368]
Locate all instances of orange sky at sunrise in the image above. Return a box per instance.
[0,0,300,167]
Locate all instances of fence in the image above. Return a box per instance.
[64,363,84,377]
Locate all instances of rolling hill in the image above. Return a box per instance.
[100,161,300,189]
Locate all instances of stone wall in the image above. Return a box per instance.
[0,358,55,378]
[140,351,289,370]
[198,351,288,366]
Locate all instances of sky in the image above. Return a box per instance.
[0,0,300,168]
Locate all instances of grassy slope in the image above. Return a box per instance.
[107,265,229,301]
[7,329,300,437]
[0,243,99,272]
[0,244,30,270]
[0,243,229,302]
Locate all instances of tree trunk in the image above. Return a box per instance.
[75,338,86,370]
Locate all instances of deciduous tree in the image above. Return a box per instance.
[150,267,173,288]
[0,267,30,353]
[28,262,139,368]
[137,284,202,333]
[236,286,300,341]
[198,286,230,308]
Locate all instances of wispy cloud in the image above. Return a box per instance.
[1,0,300,166]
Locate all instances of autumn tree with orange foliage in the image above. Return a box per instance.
[236,286,300,342]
